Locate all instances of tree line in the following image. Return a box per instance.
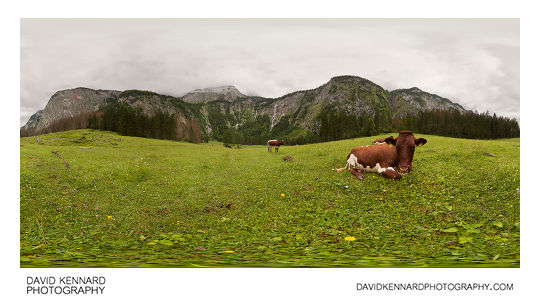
[97,103,178,140]
[21,106,519,144]
[222,108,519,145]
[21,103,202,143]
[396,109,520,139]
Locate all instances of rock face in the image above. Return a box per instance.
[22,76,468,136]
[21,110,43,130]
[259,76,391,131]
[388,87,465,118]
[182,86,246,104]
[35,87,121,130]
[117,91,178,116]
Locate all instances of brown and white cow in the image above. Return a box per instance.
[372,136,393,145]
[267,140,285,152]
[337,131,427,180]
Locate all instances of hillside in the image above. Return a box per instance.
[30,88,121,131]
[388,87,465,118]
[20,129,520,267]
[22,75,468,140]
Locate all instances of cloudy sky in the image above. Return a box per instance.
[20,18,519,125]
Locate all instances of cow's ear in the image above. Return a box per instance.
[385,136,397,146]
[415,138,427,146]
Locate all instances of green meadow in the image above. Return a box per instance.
[20,129,520,267]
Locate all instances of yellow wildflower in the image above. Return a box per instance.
[280,193,285,197]
[345,236,357,241]
[224,250,235,253]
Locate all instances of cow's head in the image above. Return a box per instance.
[278,140,285,146]
[381,136,393,143]
[372,136,392,144]
[384,131,427,173]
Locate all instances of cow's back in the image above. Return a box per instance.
[350,144,397,169]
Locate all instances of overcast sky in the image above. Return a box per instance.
[20,19,519,125]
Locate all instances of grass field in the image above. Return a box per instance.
[20,129,520,267]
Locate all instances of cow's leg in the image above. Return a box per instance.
[275,146,278,152]
[336,162,350,172]
[378,167,402,180]
[268,145,271,152]
[350,169,364,180]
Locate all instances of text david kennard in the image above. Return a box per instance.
[27,276,106,295]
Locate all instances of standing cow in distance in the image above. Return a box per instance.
[267,140,285,152]
[372,136,393,145]
[337,131,427,180]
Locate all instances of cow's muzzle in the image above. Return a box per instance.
[398,166,411,174]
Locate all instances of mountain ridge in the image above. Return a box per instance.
[22,75,468,138]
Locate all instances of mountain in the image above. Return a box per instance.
[388,87,465,118]
[22,76,467,139]
[267,76,391,130]
[117,90,179,116]
[182,85,246,104]
[31,87,121,131]
[21,109,43,131]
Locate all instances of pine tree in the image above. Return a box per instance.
[364,118,376,136]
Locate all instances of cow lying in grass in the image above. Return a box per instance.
[372,136,392,144]
[267,140,285,152]
[337,131,427,180]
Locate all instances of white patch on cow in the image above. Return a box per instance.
[351,162,393,174]
[376,166,395,174]
[362,163,382,173]
[346,154,359,170]
[342,154,394,176]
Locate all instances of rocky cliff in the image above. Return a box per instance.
[21,109,43,131]
[33,87,121,131]
[388,87,465,118]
